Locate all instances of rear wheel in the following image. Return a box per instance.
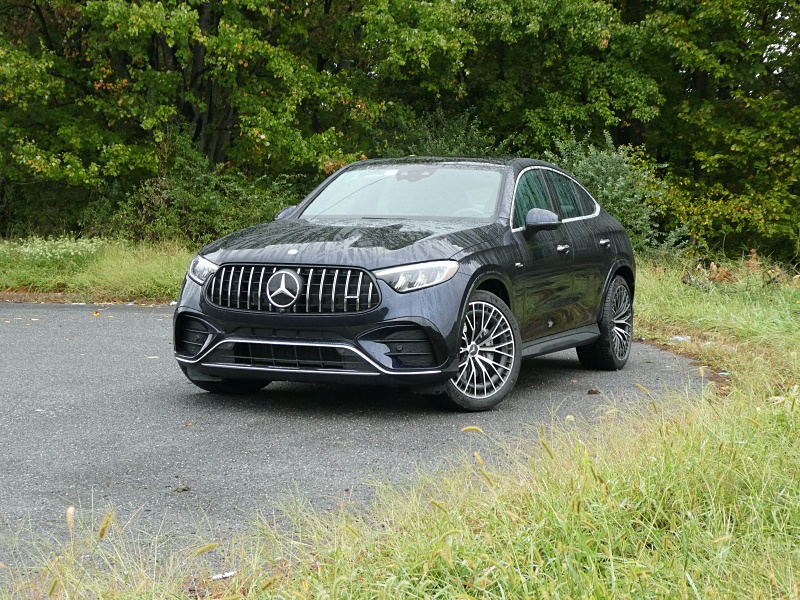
[440,290,521,411]
[577,275,633,370]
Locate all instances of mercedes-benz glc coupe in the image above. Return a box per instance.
[174,158,635,410]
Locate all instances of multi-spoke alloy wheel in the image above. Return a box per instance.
[577,275,633,370]
[610,282,633,361]
[443,290,521,411]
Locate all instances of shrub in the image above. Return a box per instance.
[82,129,300,245]
[545,132,685,252]
[380,107,505,158]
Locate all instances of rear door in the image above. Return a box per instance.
[544,170,610,327]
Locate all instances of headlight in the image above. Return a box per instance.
[187,255,219,284]
[374,260,459,293]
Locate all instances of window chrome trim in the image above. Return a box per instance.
[509,165,599,232]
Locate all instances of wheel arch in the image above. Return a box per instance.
[450,269,515,336]
[596,261,635,322]
[613,264,635,300]
[473,276,511,308]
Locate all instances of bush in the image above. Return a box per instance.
[82,129,300,245]
[545,132,685,252]
[380,107,506,158]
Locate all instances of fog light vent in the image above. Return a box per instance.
[375,327,437,368]
[175,316,212,357]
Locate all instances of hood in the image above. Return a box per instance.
[200,219,500,269]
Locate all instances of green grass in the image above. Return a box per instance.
[1,246,799,598]
[0,237,193,302]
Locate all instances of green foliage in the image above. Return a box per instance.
[462,0,662,152]
[0,236,107,292]
[637,0,800,258]
[0,0,798,258]
[546,132,684,252]
[380,107,504,158]
[82,129,299,244]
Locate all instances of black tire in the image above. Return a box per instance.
[577,275,633,370]
[439,290,522,411]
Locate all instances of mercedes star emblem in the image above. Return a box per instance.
[265,269,303,309]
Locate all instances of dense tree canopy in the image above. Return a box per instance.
[0,0,797,258]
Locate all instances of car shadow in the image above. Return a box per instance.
[182,381,441,416]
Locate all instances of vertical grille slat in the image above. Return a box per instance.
[318,269,327,313]
[236,266,244,309]
[331,269,339,313]
[356,271,363,311]
[257,267,265,311]
[306,268,313,312]
[226,267,233,308]
[246,268,254,310]
[343,270,351,312]
[205,264,380,314]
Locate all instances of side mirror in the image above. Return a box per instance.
[524,208,560,238]
[274,205,297,221]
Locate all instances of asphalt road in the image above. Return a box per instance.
[0,302,702,545]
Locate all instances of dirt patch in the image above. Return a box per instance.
[0,290,172,305]
[0,290,74,303]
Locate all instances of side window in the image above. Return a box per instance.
[572,182,597,217]
[547,171,594,219]
[513,169,552,228]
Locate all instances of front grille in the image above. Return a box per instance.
[206,265,380,314]
[205,342,372,372]
[175,316,212,356]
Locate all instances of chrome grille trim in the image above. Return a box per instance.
[246,268,254,310]
[206,265,381,314]
[331,269,339,312]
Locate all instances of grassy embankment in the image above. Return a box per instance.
[1,239,799,598]
[0,237,193,303]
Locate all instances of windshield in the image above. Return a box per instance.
[299,164,504,220]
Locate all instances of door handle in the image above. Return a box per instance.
[556,244,570,254]
[599,238,611,248]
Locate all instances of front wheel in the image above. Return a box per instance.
[576,275,633,370]
[440,290,522,411]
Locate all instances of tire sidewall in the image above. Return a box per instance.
[602,276,632,370]
[445,290,522,411]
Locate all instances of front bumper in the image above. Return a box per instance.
[173,272,469,387]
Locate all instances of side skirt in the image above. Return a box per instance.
[521,324,601,358]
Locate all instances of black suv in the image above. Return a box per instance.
[174,158,634,410]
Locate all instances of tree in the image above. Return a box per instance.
[459,0,661,153]
[634,0,800,254]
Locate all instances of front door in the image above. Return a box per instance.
[509,167,575,341]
